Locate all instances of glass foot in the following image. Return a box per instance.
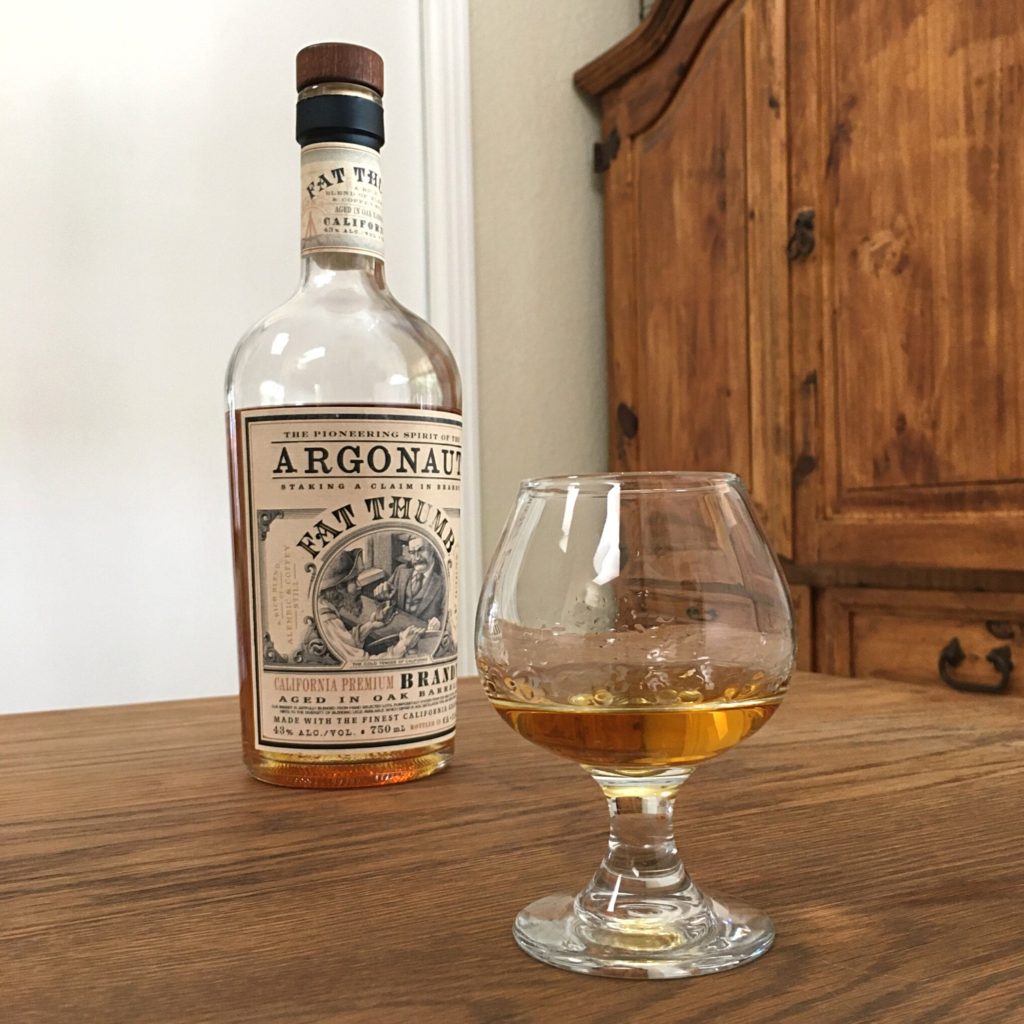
[512,890,774,979]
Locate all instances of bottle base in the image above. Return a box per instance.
[244,746,452,789]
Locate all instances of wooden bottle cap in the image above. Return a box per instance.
[296,43,384,95]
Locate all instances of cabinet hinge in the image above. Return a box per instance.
[593,128,621,173]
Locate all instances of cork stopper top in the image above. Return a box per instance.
[296,43,384,95]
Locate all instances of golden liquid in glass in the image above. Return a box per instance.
[491,696,780,768]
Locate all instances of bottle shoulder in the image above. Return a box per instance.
[226,285,460,412]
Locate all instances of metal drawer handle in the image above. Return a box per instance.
[938,637,1014,694]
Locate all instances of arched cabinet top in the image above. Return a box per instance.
[575,0,739,136]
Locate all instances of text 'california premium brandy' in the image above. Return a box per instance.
[226,43,462,788]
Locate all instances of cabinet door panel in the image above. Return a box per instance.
[634,15,751,482]
[791,0,1024,569]
[602,0,791,557]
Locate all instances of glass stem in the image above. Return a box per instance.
[574,769,697,931]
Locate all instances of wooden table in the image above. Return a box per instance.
[3,674,1022,1023]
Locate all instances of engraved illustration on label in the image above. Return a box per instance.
[301,142,384,257]
[240,409,462,755]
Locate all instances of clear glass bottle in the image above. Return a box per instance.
[225,44,461,788]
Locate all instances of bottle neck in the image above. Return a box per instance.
[298,248,387,292]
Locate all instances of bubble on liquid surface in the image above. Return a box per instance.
[481,617,792,710]
[643,668,671,691]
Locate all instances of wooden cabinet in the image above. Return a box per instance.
[577,0,1024,685]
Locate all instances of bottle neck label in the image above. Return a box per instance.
[300,142,384,259]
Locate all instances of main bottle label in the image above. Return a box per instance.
[301,142,384,258]
[238,407,461,755]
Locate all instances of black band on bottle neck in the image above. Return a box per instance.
[296,95,385,149]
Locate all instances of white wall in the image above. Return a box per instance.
[0,1,432,712]
[469,0,637,556]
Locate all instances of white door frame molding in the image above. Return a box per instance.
[420,0,483,675]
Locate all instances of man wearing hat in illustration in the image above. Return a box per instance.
[380,535,445,630]
[317,548,424,664]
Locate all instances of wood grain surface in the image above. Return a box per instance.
[2,675,1022,1023]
